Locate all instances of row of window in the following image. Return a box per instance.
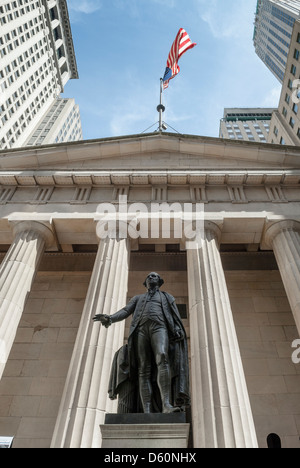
[0,0,39,26]
[268,35,288,60]
[265,53,285,82]
[0,0,37,13]
[273,38,300,146]
[0,13,43,59]
[266,43,287,68]
[224,122,269,143]
[268,25,290,50]
[272,6,295,28]
[273,122,300,142]
[26,101,82,146]
[55,124,82,144]
[0,78,57,149]
[55,111,83,144]
[269,19,291,40]
[0,56,57,125]
[0,33,50,93]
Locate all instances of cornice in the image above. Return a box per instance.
[58,0,79,79]
[1,132,300,170]
[0,169,299,187]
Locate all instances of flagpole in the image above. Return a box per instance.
[157,78,165,132]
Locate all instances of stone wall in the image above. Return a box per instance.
[0,271,90,448]
[227,270,300,448]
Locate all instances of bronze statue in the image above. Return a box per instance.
[93,272,190,414]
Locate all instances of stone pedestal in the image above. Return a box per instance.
[100,413,190,448]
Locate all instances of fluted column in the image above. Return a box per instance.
[0,221,53,379]
[186,221,258,448]
[51,226,130,448]
[265,220,300,335]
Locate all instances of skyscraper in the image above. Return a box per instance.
[0,0,82,149]
[219,108,275,143]
[253,0,300,82]
[25,97,82,146]
[268,19,300,145]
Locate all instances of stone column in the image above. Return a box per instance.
[264,220,300,335]
[51,227,130,448]
[0,221,53,379]
[186,222,258,448]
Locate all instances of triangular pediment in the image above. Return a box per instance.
[1,132,300,171]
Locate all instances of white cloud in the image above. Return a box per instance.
[68,0,102,14]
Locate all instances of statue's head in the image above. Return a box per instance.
[143,272,164,289]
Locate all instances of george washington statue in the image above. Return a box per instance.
[93,272,190,414]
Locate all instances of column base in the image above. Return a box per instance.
[100,413,190,448]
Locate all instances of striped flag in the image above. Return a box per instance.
[162,28,196,89]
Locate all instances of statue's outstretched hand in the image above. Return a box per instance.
[92,314,112,328]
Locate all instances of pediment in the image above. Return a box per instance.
[1,132,300,171]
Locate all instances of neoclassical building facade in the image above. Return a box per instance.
[0,132,300,448]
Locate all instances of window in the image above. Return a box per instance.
[290,117,295,128]
[291,64,297,76]
[293,103,298,114]
[280,137,285,145]
[294,49,300,60]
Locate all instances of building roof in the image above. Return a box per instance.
[0,132,300,171]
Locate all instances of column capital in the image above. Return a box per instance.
[185,220,222,251]
[204,221,222,242]
[264,219,300,248]
[10,220,55,249]
[95,218,131,241]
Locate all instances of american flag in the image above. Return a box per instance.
[162,28,196,89]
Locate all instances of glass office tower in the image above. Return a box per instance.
[253,0,300,82]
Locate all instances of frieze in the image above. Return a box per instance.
[0,184,298,206]
[0,170,299,205]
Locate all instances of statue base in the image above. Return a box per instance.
[100,413,190,448]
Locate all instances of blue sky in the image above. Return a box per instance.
[63,0,281,140]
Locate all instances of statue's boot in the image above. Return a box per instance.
[162,403,181,414]
[158,363,181,414]
[139,376,153,413]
